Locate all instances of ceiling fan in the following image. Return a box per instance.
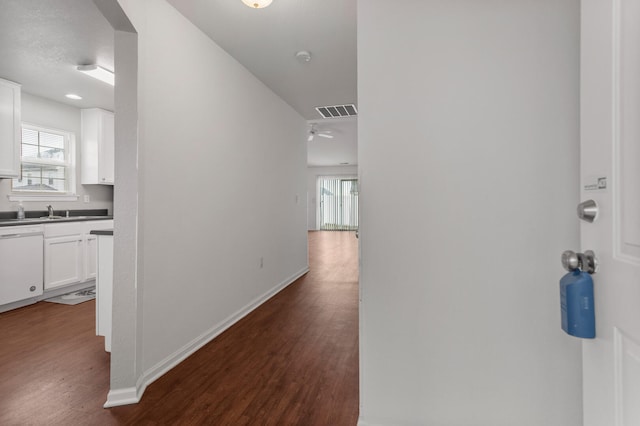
[307,124,334,142]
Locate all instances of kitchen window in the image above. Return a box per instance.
[11,124,76,196]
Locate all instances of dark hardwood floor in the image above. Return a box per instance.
[0,231,359,425]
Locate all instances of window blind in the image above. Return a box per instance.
[319,177,359,231]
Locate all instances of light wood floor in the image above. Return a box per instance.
[0,231,359,425]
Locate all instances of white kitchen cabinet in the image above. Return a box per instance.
[81,108,114,185]
[44,234,84,289]
[0,78,21,178]
[43,220,113,290]
[84,220,112,280]
[85,233,98,280]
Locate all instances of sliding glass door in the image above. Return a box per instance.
[319,177,359,231]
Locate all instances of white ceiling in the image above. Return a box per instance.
[166,0,357,121]
[307,118,357,167]
[0,0,357,166]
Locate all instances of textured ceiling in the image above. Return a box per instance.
[0,0,115,111]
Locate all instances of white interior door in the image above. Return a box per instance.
[581,1,640,425]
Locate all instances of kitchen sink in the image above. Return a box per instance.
[39,216,65,220]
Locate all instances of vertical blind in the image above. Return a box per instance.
[319,177,359,231]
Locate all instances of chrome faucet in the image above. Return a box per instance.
[47,205,54,218]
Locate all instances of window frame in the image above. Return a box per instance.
[9,123,78,202]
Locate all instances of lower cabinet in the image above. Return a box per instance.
[85,233,98,280]
[44,235,84,289]
[43,220,113,290]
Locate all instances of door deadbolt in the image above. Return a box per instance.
[577,199,598,223]
[561,250,598,274]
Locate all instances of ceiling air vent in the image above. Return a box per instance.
[315,104,358,119]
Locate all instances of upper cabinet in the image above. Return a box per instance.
[0,78,21,178]
[81,108,114,185]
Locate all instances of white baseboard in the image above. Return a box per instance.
[104,386,140,408]
[358,417,388,426]
[106,266,309,408]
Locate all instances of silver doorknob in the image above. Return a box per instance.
[577,199,598,223]
[561,250,598,274]
[561,250,580,271]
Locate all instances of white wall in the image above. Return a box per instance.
[358,1,582,425]
[111,0,308,402]
[0,93,113,214]
[307,165,358,230]
[103,1,140,398]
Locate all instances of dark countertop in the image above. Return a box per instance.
[0,216,113,227]
[0,209,111,227]
[90,229,113,236]
[0,208,108,220]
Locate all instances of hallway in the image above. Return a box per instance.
[0,231,359,425]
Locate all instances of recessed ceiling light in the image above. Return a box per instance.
[65,94,82,100]
[241,0,272,8]
[77,64,115,86]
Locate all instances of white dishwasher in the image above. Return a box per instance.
[0,225,44,305]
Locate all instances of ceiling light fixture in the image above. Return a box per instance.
[241,0,272,8]
[295,51,312,63]
[65,94,82,100]
[77,64,115,86]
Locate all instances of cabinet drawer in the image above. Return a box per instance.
[44,222,85,238]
